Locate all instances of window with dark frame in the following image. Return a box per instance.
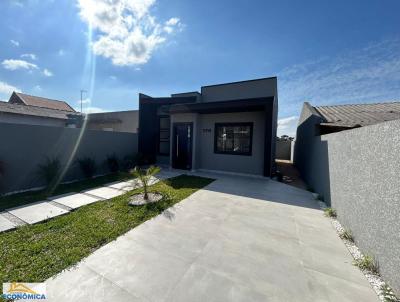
[158,116,170,155]
[214,122,253,156]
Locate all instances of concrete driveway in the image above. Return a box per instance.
[45,173,378,302]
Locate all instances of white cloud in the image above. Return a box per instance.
[109,75,117,80]
[10,39,19,47]
[77,0,181,66]
[10,0,24,7]
[277,116,298,137]
[58,49,65,56]
[164,17,180,33]
[43,68,53,77]
[84,106,105,113]
[2,59,38,71]
[21,53,37,60]
[0,81,20,95]
[278,38,400,117]
[75,106,105,113]
[33,85,42,91]
[77,98,91,104]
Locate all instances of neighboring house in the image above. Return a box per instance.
[0,100,80,128]
[1,92,139,131]
[138,77,278,177]
[295,101,400,175]
[9,92,76,112]
[311,101,400,135]
[276,136,293,161]
[86,110,138,133]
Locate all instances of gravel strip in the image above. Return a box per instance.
[317,199,399,302]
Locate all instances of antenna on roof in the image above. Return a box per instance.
[80,89,87,113]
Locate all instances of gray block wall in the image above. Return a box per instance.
[295,106,400,295]
[276,140,292,160]
[0,122,138,194]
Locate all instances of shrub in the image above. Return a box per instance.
[339,229,354,242]
[354,255,379,274]
[122,155,137,171]
[77,157,97,178]
[106,154,119,173]
[130,166,161,200]
[324,207,337,218]
[37,157,62,188]
[0,160,4,177]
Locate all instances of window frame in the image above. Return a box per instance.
[158,115,171,156]
[214,122,253,156]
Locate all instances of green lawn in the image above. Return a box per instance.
[0,172,132,212]
[0,175,213,289]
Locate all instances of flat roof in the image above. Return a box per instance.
[165,97,274,114]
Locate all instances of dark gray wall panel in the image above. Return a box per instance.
[0,122,138,194]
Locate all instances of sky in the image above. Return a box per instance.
[0,0,399,136]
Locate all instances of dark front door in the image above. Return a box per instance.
[172,123,193,170]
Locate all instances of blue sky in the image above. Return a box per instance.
[0,0,399,135]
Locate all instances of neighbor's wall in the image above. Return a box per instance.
[276,140,292,160]
[295,113,400,296]
[86,110,139,133]
[197,112,265,175]
[0,122,138,194]
[0,111,66,127]
[201,77,277,102]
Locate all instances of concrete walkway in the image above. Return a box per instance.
[44,172,378,302]
[0,170,180,231]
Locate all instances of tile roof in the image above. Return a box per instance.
[13,92,76,112]
[315,102,400,128]
[0,101,81,120]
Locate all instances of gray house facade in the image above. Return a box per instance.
[138,77,278,177]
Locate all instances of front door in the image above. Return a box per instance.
[172,123,193,170]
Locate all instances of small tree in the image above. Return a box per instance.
[130,166,161,200]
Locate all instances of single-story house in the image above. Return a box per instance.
[294,100,400,198]
[299,101,400,136]
[9,92,76,112]
[1,92,139,132]
[138,77,278,177]
[0,94,80,128]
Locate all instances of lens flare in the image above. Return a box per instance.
[49,22,96,194]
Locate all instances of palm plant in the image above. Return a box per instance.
[130,166,161,200]
[37,157,62,188]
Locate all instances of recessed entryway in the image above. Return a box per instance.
[172,122,193,170]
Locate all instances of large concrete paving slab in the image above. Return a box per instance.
[0,213,17,232]
[82,186,125,199]
[45,173,379,302]
[7,201,69,225]
[106,171,181,192]
[48,193,101,209]
[107,179,140,192]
